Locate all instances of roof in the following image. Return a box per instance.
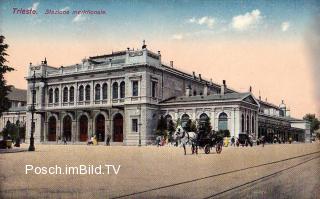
[258,99,279,109]
[89,51,126,59]
[7,87,27,102]
[285,116,306,122]
[160,92,253,104]
[8,106,27,112]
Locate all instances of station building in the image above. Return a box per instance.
[25,42,310,145]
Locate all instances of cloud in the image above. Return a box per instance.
[231,9,262,31]
[188,16,215,29]
[172,34,183,40]
[60,6,70,12]
[281,21,290,32]
[29,2,39,11]
[72,14,87,23]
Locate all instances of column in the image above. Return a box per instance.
[108,79,112,104]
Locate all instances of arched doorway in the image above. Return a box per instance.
[48,116,56,141]
[63,116,72,141]
[96,114,105,142]
[79,115,88,142]
[113,113,123,142]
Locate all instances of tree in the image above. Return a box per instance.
[203,117,212,133]
[2,122,18,140]
[0,35,14,117]
[167,120,175,142]
[303,114,320,133]
[156,115,167,137]
[184,119,192,132]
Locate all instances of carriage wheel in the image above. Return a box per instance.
[216,143,222,154]
[204,145,210,154]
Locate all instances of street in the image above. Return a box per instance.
[0,143,319,198]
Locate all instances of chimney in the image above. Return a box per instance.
[249,86,252,92]
[199,74,202,81]
[186,85,191,96]
[259,90,261,100]
[142,40,147,49]
[44,57,47,65]
[221,80,226,95]
[203,84,208,96]
[193,71,196,79]
[170,61,173,68]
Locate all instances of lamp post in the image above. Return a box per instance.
[28,70,36,151]
[138,105,142,147]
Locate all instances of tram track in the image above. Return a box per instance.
[203,155,320,199]
[112,150,320,199]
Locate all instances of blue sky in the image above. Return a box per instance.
[0,0,319,43]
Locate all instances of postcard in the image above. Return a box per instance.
[0,1,319,198]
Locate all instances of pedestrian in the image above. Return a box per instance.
[231,136,235,147]
[106,134,111,146]
[156,135,161,146]
[63,136,67,145]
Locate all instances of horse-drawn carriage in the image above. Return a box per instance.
[173,121,224,155]
[193,123,223,154]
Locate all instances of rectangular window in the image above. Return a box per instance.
[151,81,157,98]
[132,81,139,97]
[132,119,138,132]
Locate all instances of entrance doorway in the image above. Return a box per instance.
[113,113,123,142]
[63,116,72,141]
[96,114,105,142]
[79,115,88,142]
[48,116,56,141]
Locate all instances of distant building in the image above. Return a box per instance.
[25,42,310,145]
[0,86,27,132]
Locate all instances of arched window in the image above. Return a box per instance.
[199,113,209,121]
[181,114,190,129]
[218,112,228,130]
[48,88,53,103]
[246,115,250,133]
[241,114,245,132]
[113,82,118,99]
[95,84,101,100]
[120,81,125,98]
[79,85,84,101]
[69,86,74,102]
[85,85,90,101]
[54,88,59,103]
[102,83,108,100]
[63,87,68,102]
[165,115,172,126]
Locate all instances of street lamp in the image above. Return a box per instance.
[138,105,142,147]
[28,70,36,151]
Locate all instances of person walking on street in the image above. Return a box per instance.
[63,136,67,145]
[231,136,235,147]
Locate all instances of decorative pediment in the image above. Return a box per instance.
[242,95,259,106]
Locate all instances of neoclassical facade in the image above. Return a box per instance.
[25,42,309,145]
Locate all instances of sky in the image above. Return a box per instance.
[0,0,319,118]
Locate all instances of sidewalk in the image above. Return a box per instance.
[0,147,28,153]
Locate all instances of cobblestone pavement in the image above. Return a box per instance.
[0,143,319,198]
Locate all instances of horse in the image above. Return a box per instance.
[173,125,198,155]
